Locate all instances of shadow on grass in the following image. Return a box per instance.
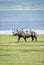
[0,40,44,46]
[14,40,44,43]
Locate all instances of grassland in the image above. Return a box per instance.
[0,34,44,65]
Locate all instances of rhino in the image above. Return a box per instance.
[12,29,37,42]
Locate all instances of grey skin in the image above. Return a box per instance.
[12,29,37,42]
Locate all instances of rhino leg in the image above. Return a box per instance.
[23,37,27,42]
[31,35,37,41]
[32,36,34,41]
[31,35,34,41]
[34,36,37,41]
[18,36,21,42]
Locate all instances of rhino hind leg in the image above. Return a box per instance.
[34,36,37,41]
[31,34,37,41]
[31,36,34,41]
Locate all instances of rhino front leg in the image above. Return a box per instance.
[18,36,20,42]
[23,37,27,42]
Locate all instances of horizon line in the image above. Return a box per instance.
[0,9,44,11]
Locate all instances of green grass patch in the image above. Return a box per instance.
[0,34,44,65]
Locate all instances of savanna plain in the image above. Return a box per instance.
[0,34,44,65]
